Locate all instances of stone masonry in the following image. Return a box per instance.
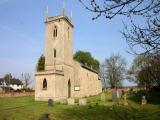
[35,7,102,101]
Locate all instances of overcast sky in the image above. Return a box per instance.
[0,0,136,86]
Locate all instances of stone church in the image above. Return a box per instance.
[35,4,102,101]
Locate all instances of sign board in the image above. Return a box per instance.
[74,85,80,91]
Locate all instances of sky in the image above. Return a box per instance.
[0,0,135,86]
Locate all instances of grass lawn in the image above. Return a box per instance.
[0,92,160,120]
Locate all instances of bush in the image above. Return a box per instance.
[21,88,34,92]
[1,87,14,92]
[14,89,22,92]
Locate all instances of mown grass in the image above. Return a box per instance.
[0,92,160,120]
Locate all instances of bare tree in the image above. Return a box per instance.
[99,63,107,88]
[122,18,160,56]
[79,0,159,19]
[104,53,127,88]
[21,73,32,89]
[79,0,160,56]
[128,54,160,89]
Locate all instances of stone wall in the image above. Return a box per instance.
[35,15,102,102]
[0,92,34,97]
[35,72,56,101]
[73,61,102,98]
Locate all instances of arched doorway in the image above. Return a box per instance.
[68,80,71,98]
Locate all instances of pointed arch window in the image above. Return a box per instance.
[53,26,58,37]
[68,27,70,40]
[54,49,56,58]
[43,78,47,89]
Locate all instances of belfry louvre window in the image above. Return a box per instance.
[53,26,57,37]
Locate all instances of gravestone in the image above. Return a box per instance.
[48,99,53,106]
[67,98,75,105]
[112,90,117,102]
[122,90,125,96]
[141,96,147,105]
[101,92,106,102]
[79,98,87,105]
[117,90,120,98]
[118,90,122,98]
[123,94,128,106]
[39,114,50,120]
[60,99,67,104]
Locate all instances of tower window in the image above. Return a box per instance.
[53,26,57,37]
[68,27,69,40]
[43,78,47,89]
[54,49,56,58]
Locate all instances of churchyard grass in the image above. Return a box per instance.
[0,92,160,120]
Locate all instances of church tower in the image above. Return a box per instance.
[35,1,102,101]
[45,4,73,71]
[35,2,74,101]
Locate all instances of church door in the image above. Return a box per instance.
[68,80,71,98]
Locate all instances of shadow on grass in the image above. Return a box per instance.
[0,94,160,120]
[53,104,160,120]
[128,90,160,105]
[2,104,160,120]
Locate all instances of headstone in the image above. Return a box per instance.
[117,90,120,98]
[67,98,75,105]
[118,90,122,98]
[39,114,50,120]
[101,92,106,102]
[79,98,87,105]
[60,99,67,104]
[123,94,128,106]
[48,99,53,106]
[112,90,117,102]
[129,88,133,94]
[141,96,147,105]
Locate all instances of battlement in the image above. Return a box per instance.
[46,15,73,28]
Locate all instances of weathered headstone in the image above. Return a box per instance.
[117,90,120,98]
[79,98,87,105]
[48,99,53,106]
[112,90,117,102]
[60,99,67,104]
[39,114,50,120]
[101,92,106,102]
[67,98,75,105]
[123,94,128,106]
[118,90,122,98]
[122,90,125,96]
[141,96,147,105]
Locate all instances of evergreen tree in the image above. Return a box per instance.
[37,55,45,71]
